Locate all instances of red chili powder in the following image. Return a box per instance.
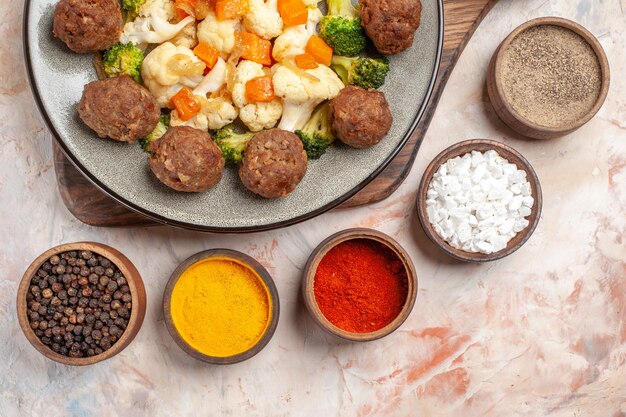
[313,239,408,333]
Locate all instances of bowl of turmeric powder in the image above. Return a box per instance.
[302,228,418,342]
[163,249,279,365]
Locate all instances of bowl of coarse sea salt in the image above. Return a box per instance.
[417,139,542,262]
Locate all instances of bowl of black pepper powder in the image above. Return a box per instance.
[16,242,146,366]
[487,17,610,139]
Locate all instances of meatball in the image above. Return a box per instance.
[77,75,161,142]
[329,86,393,149]
[149,127,225,193]
[239,129,307,199]
[53,0,123,53]
[360,0,422,55]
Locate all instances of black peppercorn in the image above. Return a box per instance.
[89,274,99,285]
[26,250,132,359]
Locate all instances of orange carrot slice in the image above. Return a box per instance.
[305,35,333,66]
[194,42,220,69]
[215,0,249,20]
[278,0,308,27]
[245,76,276,102]
[171,87,201,121]
[236,31,273,66]
[294,53,319,70]
[175,0,214,19]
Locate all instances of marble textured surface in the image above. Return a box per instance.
[1,0,625,415]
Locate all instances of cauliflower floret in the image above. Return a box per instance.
[197,10,240,59]
[243,0,283,40]
[272,63,344,131]
[231,60,283,132]
[142,42,205,107]
[272,64,344,104]
[171,97,239,131]
[272,7,322,62]
[231,60,265,107]
[193,57,229,98]
[302,0,321,6]
[120,0,195,45]
[171,20,198,49]
[239,101,284,132]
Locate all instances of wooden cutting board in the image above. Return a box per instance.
[52,0,497,228]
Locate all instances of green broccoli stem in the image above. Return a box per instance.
[330,56,352,85]
[327,0,358,17]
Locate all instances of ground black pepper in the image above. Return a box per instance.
[26,251,132,358]
[501,24,601,128]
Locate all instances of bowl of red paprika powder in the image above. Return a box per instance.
[302,229,418,342]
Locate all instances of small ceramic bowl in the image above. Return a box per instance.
[17,242,146,366]
[487,17,610,139]
[302,228,418,342]
[163,249,280,365]
[417,139,542,262]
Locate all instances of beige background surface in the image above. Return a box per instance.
[1,0,625,415]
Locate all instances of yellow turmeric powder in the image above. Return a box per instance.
[170,257,271,357]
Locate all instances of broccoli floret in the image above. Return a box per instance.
[331,55,390,90]
[139,113,170,153]
[295,103,334,160]
[213,124,255,166]
[103,42,144,83]
[320,0,367,57]
[122,0,146,21]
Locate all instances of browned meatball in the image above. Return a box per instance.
[328,86,393,149]
[149,127,225,193]
[239,129,307,199]
[53,0,122,53]
[77,75,160,142]
[360,0,422,55]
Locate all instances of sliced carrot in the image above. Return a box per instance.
[215,0,249,20]
[294,53,318,70]
[175,7,189,20]
[236,31,272,66]
[194,42,220,69]
[277,0,308,27]
[245,76,275,102]
[171,87,201,121]
[305,35,333,66]
[175,0,214,19]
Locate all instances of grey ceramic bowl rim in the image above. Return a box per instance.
[162,248,280,365]
[22,0,444,233]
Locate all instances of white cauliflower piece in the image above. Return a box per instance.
[239,102,284,132]
[171,97,239,131]
[231,60,283,132]
[171,20,198,49]
[120,0,194,45]
[243,0,283,40]
[142,42,205,107]
[302,0,321,6]
[272,7,322,62]
[193,58,228,98]
[272,63,344,131]
[197,11,240,59]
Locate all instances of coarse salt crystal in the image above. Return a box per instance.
[522,196,534,207]
[425,150,534,255]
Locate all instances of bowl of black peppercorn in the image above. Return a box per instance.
[17,242,146,366]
